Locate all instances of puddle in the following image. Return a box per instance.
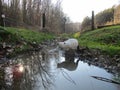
[0,48,120,90]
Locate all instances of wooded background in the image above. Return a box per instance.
[1,0,120,33]
[0,0,70,34]
[81,5,120,32]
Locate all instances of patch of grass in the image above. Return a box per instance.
[60,33,73,39]
[78,25,120,55]
[5,27,54,43]
[73,32,80,38]
[0,26,55,57]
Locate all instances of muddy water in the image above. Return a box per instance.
[0,48,120,90]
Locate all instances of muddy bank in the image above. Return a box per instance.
[77,47,120,74]
[0,38,57,58]
[0,38,120,75]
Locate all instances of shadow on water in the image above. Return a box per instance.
[0,48,120,90]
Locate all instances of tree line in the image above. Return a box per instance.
[81,4,120,32]
[0,0,67,34]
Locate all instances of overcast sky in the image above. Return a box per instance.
[61,0,119,22]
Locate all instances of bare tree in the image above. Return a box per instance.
[1,0,68,34]
[8,0,21,26]
[34,0,42,25]
[22,0,27,24]
[0,0,3,26]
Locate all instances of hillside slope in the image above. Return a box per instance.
[78,25,120,55]
[0,27,54,57]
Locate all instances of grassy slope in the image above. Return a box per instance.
[0,27,54,43]
[78,25,120,55]
[1,26,120,56]
[0,26,55,55]
[7,27,54,43]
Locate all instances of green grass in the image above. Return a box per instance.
[78,25,120,55]
[0,26,55,56]
[1,25,120,56]
[5,27,54,43]
[59,33,73,39]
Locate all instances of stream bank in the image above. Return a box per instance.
[77,47,120,74]
[1,38,120,76]
[1,36,120,72]
[0,26,120,78]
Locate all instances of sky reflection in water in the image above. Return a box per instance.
[2,49,120,90]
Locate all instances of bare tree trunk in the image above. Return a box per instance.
[22,0,27,23]
[36,0,41,25]
[42,12,46,28]
[27,0,33,25]
[91,11,95,30]
[0,0,2,25]
[0,0,4,26]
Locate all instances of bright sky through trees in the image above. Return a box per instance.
[61,0,119,22]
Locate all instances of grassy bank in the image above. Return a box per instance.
[0,26,55,57]
[78,25,120,55]
[1,27,54,43]
[1,25,120,56]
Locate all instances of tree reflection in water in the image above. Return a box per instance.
[1,48,78,90]
[18,51,56,90]
[1,48,61,90]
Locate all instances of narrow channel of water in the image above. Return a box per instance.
[0,48,120,90]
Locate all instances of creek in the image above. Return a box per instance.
[0,47,120,90]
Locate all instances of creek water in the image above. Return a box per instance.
[0,48,120,90]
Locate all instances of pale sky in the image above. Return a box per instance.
[61,0,119,22]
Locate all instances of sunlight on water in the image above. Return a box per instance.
[1,49,120,90]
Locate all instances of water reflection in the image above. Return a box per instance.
[57,50,80,71]
[0,49,58,90]
[20,51,55,90]
[0,48,120,90]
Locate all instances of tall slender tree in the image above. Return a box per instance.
[9,0,21,26]
[0,0,3,26]
[27,0,33,25]
[22,0,27,24]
